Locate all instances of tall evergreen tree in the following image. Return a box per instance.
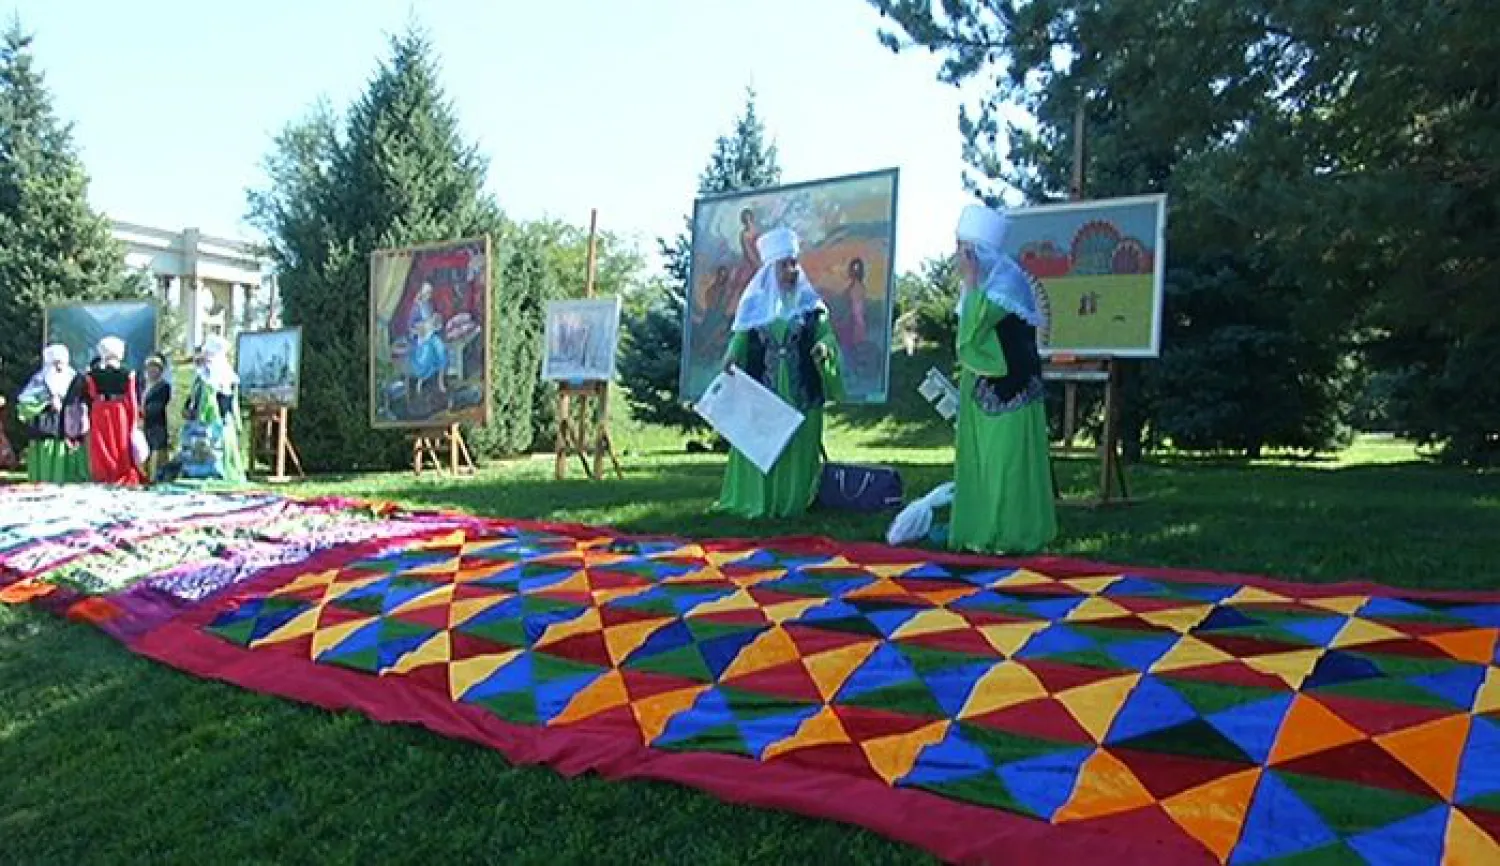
[0,23,145,444]
[247,28,505,470]
[619,91,782,432]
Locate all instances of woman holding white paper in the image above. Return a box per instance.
[716,226,844,518]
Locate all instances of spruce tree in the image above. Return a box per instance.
[0,23,144,444]
[619,90,782,433]
[248,27,504,470]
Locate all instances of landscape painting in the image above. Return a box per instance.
[236,327,303,408]
[541,297,622,383]
[43,299,160,375]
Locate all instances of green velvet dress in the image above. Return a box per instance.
[949,289,1058,555]
[16,379,91,484]
[715,309,844,519]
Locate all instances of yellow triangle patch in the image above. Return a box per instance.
[1062,575,1123,596]
[959,661,1048,719]
[762,705,852,761]
[891,608,972,639]
[384,631,451,676]
[980,621,1050,658]
[1064,596,1133,623]
[720,626,801,681]
[250,605,321,649]
[1242,649,1324,689]
[1138,605,1214,634]
[861,720,951,785]
[804,641,880,702]
[1149,636,1235,673]
[310,615,376,660]
[535,607,603,648]
[604,618,674,666]
[1055,674,1141,743]
[1330,617,1408,649]
[632,685,710,745]
[447,649,522,701]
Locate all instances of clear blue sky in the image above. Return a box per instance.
[11,0,1018,274]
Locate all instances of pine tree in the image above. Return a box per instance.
[247,27,504,470]
[0,23,145,444]
[619,90,782,433]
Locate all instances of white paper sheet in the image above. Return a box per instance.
[693,367,805,474]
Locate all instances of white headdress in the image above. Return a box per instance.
[97,336,126,366]
[38,343,76,398]
[956,204,1044,327]
[730,227,824,332]
[197,333,239,395]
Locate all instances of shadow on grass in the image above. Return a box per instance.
[0,605,930,865]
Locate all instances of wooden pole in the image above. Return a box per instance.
[275,406,288,479]
[584,209,599,299]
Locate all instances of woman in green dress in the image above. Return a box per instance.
[15,344,91,484]
[949,204,1057,554]
[716,226,844,519]
[178,334,246,484]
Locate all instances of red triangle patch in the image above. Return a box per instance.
[1157,661,1290,692]
[453,582,512,602]
[1110,596,1198,614]
[955,609,1033,629]
[585,569,653,591]
[749,587,818,607]
[450,631,522,661]
[766,742,878,779]
[1112,747,1253,800]
[539,632,614,669]
[690,608,771,628]
[1277,739,1443,799]
[1350,638,1452,660]
[724,661,824,704]
[834,705,937,742]
[784,623,877,657]
[1317,693,1461,738]
[898,626,1002,658]
[1024,660,1125,694]
[1199,633,1308,658]
[317,604,370,627]
[599,605,669,628]
[389,604,454,631]
[400,659,452,693]
[964,697,1095,744]
[1459,806,1500,848]
[622,669,704,701]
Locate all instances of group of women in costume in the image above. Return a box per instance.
[10,334,245,487]
[5,202,1052,556]
[715,203,1057,555]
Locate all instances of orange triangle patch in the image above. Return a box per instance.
[720,626,801,681]
[762,706,853,761]
[1161,768,1262,862]
[632,685,709,745]
[1268,695,1367,765]
[551,669,630,727]
[1424,628,1499,666]
[1055,749,1155,822]
[1376,714,1471,801]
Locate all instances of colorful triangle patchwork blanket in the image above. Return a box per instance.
[4,484,1500,865]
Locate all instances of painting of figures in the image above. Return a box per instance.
[680,168,899,404]
[369,237,491,429]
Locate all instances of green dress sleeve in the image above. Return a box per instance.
[814,315,845,403]
[956,290,1009,378]
[16,393,45,425]
[724,330,750,369]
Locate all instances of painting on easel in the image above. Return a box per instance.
[369,237,492,430]
[236,327,303,408]
[541,297,621,383]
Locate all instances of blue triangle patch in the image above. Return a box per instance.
[1303,651,1384,690]
[899,726,996,787]
[1015,623,1094,659]
[836,643,922,701]
[738,707,822,758]
[316,619,381,662]
[1229,772,1338,865]
[1456,716,1500,804]
[1206,694,1296,765]
[1105,675,1200,744]
[535,670,608,723]
[377,631,436,671]
[997,747,1093,820]
[462,653,534,701]
[1105,576,1169,597]
[1022,596,1088,621]
[1359,597,1436,619]
[655,688,732,746]
[1347,804,1450,866]
[1104,635,1180,671]
[698,629,768,680]
[248,604,308,642]
[924,662,999,718]
[1411,666,1487,710]
[624,619,696,663]
[1453,604,1500,629]
[866,608,924,638]
[1279,616,1350,648]
[1195,606,1262,632]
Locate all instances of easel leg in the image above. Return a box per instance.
[275,407,289,480]
[1099,363,1124,503]
[555,391,571,480]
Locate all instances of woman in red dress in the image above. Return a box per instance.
[84,336,144,485]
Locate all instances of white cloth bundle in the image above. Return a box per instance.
[885,482,956,546]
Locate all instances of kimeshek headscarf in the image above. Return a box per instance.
[197,334,239,395]
[955,204,1045,328]
[96,336,126,367]
[730,226,825,332]
[40,343,76,398]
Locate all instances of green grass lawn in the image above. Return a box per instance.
[2,379,1498,863]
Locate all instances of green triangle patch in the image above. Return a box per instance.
[957,721,1079,767]
[842,680,947,719]
[1275,770,1440,838]
[913,772,1037,818]
[1169,678,1285,716]
[1113,718,1255,765]
[623,644,715,682]
[656,723,754,758]
[476,690,539,725]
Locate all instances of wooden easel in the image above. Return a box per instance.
[250,405,304,483]
[412,423,475,476]
[554,209,624,481]
[1046,357,1130,507]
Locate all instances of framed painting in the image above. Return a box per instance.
[369,236,491,429]
[1004,193,1167,357]
[680,168,900,404]
[541,297,622,383]
[236,327,303,409]
[43,299,161,375]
